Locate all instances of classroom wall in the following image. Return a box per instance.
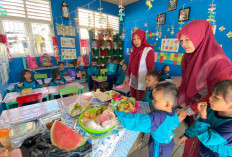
[123,0,232,76]
[8,0,120,83]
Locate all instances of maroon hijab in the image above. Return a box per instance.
[176,20,232,106]
[129,30,153,78]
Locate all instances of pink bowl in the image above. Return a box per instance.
[111,98,139,114]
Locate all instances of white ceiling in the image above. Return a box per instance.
[102,0,140,6]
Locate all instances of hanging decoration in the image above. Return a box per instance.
[118,1,125,21]
[146,0,154,11]
[227,31,232,38]
[170,25,175,36]
[219,26,225,32]
[0,6,7,15]
[61,1,70,20]
[156,14,162,40]
[207,2,217,34]
[74,11,79,34]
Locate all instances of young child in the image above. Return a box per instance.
[49,69,67,86]
[115,82,179,157]
[15,69,42,91]
[57,62,67,77]
[87,58,99,91]
[142,70,160,111]
[115,60,127,86]
[160,65,171,81]
[179,80,232,157]
[107,56,119,90]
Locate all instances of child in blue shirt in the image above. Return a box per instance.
[107,56,119,90]
[115,60,127,86]
[49,69,67,86]
[160,65,171,81]
[179,80,232,157]
[15,69,42,91]
[142,70,161,111]
[87,58,99,91]
[115,82,179,157]
[57,62,67,77]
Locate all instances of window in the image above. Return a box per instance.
[0,0,53,57]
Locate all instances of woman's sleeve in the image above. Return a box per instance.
[146,49,155,72]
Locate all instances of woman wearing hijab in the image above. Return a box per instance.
[124,30,155,101]
[176,20,232,156]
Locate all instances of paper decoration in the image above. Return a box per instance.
[118,1,125,22]
[212,25,217,34]
[219,26,225,32]
[227,31,232,38]
[61,49,77,59]
[134,27,138,30]
[57,25,76,36]
[146,0,154,11]
[170,25,175,35]
[207,3,217,34]
[61,37,75,48]
[161,38,180,52]
[156,52,184,65]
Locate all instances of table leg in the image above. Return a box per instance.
[93,80,96,91]
[78,88,84,94]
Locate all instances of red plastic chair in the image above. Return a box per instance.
[16,93,43,107]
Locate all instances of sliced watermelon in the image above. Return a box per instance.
[50,121,86,151]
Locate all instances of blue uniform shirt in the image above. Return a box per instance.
[115,65,126,86]
[15,79,42,91]
[107,62,118,75]
[87,65,99,77]
[142,89,154,109]
[58,69,66,77]
[49,77,68,86]
[160,71,171,81]
[185,108,232,157]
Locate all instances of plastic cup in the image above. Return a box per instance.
[0,128,12,152]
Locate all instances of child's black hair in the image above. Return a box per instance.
[154,82,179,106]
[212,80,232,103]
[20,69,32,81]
[91,58,97,63]
[112,56,119,62]
[146,70,161,81]
[58,62,64,66]
[52,69,60,79]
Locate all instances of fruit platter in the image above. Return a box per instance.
[109,96,139,113]
[79,106,117,134]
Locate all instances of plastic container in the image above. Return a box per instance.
[111,98,139,113]
[79,108,116,134]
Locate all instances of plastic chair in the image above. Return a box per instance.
[100,69,107,77]
[59,86,79,98]
[34,74,47,87]
[16,93,43,107]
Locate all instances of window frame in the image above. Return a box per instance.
[0,0,54,58]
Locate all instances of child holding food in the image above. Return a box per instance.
[114,82,179,157]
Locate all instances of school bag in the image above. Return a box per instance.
[66,68,76,78]
[39,53,52,67]
[75,67,82,80]
[25,55,38,69]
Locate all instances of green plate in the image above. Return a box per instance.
[78,108,116,134]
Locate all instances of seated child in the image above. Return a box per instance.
[179,80,232,157]
[115,82,179,157]
[115,60,127,86]
[107,56,119,90]
[160,65,171,81]
[49,69,67,86]
[87,58,99,91]
[15,69,42,91]
[142,70,160,111]
[57,62,67,77]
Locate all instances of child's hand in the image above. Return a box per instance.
[60,81,64,85]
[18,82,23,88]
[55,81,59,84]
[197,102,207,119]
[178,135,188,145]
[123,78,129,85]
[166,73,169,76]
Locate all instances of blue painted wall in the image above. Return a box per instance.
[124,0,232,76]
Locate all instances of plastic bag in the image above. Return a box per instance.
[63,99,90,117]
[20,131,92,157]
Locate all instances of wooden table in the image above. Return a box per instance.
[3,87,50,110]
[93,77,108,92]
[7,80,43,92]
[47,82,84,100]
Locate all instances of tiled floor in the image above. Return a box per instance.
[80,81,187,157]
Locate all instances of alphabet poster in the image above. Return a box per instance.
[161,38,179,52]
[61,37,75,48]
[61,49,77,59]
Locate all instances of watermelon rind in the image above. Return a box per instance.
[50,120,86,151]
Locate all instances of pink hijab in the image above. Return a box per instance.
[129,30,153,78]
[176,20,232,106]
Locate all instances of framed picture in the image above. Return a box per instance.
[157,13,166,25]
[178,7,191,21]
[168,0,177,11]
